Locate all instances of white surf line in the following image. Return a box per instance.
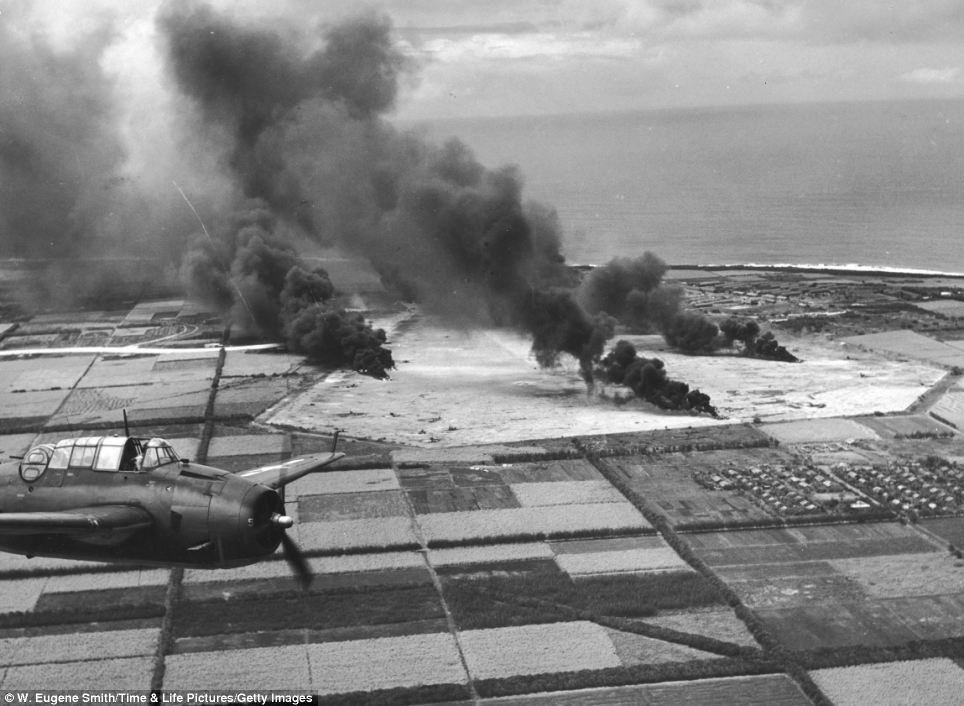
[0,343,283,357]
[713,262,964,278]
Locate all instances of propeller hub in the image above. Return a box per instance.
[270,513,294,529]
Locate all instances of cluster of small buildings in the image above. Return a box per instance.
[841,459,964,519]
[694,461,865,517]
[696,455,964,520]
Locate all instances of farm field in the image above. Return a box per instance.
[842,329,964,368]
[811,658,964,706]
[682,521,964,653]
[931,389,964,429]
[856,413,955,438]
[3,282,964,702]
[760,418,879,444]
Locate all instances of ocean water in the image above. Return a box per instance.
[415,99,964,274]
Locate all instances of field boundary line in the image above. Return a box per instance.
[396,467,480,703]
[153,345,226,690]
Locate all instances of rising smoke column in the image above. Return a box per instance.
[159,2,612,381]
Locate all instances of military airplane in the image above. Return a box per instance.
[0,432,344,587]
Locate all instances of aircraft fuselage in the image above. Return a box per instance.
[0,454,284,568]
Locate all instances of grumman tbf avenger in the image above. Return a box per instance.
[0,430,344,587]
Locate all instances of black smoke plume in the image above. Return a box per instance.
[180,202,394,377]
[596,340,716,415]
[159,3,612,381]
[720,317,799,362]
[582,254,797,358]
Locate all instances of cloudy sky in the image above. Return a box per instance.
[11,0,964,120]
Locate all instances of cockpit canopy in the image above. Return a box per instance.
[19,436,182,481]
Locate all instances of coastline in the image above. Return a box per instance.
[570,262,964,279]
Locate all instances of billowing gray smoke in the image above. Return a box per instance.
[159,3,612,381]
[0,14,191,305]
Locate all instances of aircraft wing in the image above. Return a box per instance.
[237,452,346,489]
[0,505,153,536]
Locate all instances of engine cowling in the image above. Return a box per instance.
[211,477,286,561]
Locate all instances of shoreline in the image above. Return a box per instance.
[572,262,964,279]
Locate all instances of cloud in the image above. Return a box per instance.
[900,66,961,84]
[421,31,640,63]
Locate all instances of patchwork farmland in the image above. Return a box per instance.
[2,282,964,704]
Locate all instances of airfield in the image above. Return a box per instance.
[2,268,964,704]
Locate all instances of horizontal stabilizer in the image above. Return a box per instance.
[236,452,345,489]
[0,505,153,535]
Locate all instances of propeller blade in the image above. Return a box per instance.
[280,532,312,590]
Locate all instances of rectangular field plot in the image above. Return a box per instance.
[0,578,47,613]
[932,390,964,429]
[2,656,154,690]
[757,603,920,650]
[487,674,810,705]
[288,468,399,497]
[429,543,554,567]
[551,535,688,575]
[550,535,669,554]
[208,433,290,457]
[173,584,445,638]
[213,377,297,418]
[417,503,651,544]
[881,594,964,640]
[812,658,964,706]
[0,388,70,420]
[914,299,964,317]
[298,490,411,521]
[829,552,963,598]
[309,632,465,696]
[0,355,96,392]
[296,516,418,552]
[396,466,456,490]
[510,480,625,506]
[721,572,866,609]
[857,414,955,437]
[43,569,169,593]
[220,351,305,378]
[185,552,424,584]
[496,459,602,484]
[50,380,211,426]
[0,628,159,666]
[761,418,878,444]
[164,644,311,690]
[581,423,773,455]
[843,329,964,367]
[459,622,621,680]
[687,523,934,566]
[440,562,722,630]
[922,516,964,547]
[0,433,38,457]
[407,484,520,514]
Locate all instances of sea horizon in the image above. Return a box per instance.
[411,97,964,276]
